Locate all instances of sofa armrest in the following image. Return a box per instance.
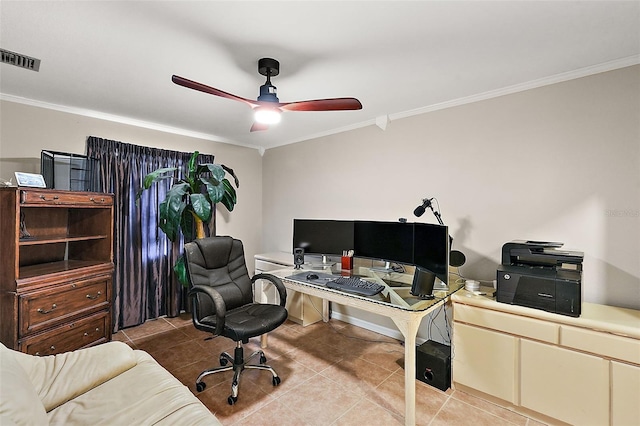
[0,342,49,425]
[12,341,137,412]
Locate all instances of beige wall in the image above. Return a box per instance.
[263,65,640,316]
[1,65,638,340]
[0,101,264,262]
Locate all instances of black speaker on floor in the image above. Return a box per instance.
[416,340,451,391]
[293,248,304,269]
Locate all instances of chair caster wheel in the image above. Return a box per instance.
[196,382,206,392]
[227,395,238,405]
[272,376,281,386]
[219,355,228,366]
[260,354,267,364]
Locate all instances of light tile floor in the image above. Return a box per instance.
[113,315,546,426]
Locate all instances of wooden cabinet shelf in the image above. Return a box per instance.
[0,188,114,355]
[19,234,108,245]
[18,260,111,280]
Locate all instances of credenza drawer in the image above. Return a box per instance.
[255,259,290,272]
[20,190,113,206]
[19,277,110,336]
[20,311,110,356]
[561,325,640,364]
[454,303,559,343]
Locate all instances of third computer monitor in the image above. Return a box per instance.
[413,222,449,285]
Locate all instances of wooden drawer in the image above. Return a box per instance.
[454,303,559,343]
[561,325,640,364]
[20,190,113,206]
[19,276,110,336]
[20,310,110,356]
[255,259,290,272]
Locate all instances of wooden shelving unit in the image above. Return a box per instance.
[0,188,114,355]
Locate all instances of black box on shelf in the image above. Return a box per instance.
[41,150,101,192]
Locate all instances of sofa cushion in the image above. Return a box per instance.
[0,343,49,425]
[47,350,220,425]
[12,341,137,411]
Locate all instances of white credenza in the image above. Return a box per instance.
[254,252,323,326]
[452,290,640,426]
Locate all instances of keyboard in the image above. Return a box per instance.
[326,276,385,297]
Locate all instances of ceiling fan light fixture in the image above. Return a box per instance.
[254,106,281,125]
[172,57,361,132]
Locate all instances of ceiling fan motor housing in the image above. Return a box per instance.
[258,82,279,103]
[257,58,280,103]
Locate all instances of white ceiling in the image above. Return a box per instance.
[1,1,639,151]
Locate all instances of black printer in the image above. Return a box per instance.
[496,240,583,317]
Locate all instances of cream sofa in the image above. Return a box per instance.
[0,341,220,425]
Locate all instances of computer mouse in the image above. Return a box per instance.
[306,273,319,280]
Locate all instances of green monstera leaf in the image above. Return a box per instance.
[138,151,239,286]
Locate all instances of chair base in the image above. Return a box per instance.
[195,341,281,405]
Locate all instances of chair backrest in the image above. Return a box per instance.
[184,236,254,312]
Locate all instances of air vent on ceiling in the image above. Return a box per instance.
[1,48,41,72]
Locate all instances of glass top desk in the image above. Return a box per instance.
[262,266,464,426]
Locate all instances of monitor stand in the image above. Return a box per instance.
[369,261,394,274]
[433,278,449,292]
[310,255,335,269]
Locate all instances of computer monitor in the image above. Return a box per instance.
[292,219,354,263]
[353,221,415,266]
[413,222,449,286]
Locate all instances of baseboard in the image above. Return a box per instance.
[330,311,431,346]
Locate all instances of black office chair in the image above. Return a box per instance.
[184,236,288,405]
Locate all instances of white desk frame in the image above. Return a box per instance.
[263,268,459,426]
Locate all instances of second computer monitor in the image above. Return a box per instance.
[353,221,415,265]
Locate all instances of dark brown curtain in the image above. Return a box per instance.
[86,137,214,331]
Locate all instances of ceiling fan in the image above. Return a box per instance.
[172,58,363,132]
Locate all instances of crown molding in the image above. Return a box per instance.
[390,55,640,121]
[0,93,263,151]
[2,55,637,152]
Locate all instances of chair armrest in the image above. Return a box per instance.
[252,273,287,307]
[188,285,226,336]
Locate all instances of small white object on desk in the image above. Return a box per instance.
[465,279,480,292]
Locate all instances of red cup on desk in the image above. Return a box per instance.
[341,255,353,271]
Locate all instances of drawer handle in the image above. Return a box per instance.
[35,345,55,356]
[37,304,57,314]
[86,291,102,300]
[83,328,101,337]
[89,197,105,203]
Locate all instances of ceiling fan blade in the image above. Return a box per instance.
[172,75,258,107]
[250,122,269,132]
[280,97,362,112]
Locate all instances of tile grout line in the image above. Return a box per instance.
[428,390,452,425]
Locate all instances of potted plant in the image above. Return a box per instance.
[138,151,239,285]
